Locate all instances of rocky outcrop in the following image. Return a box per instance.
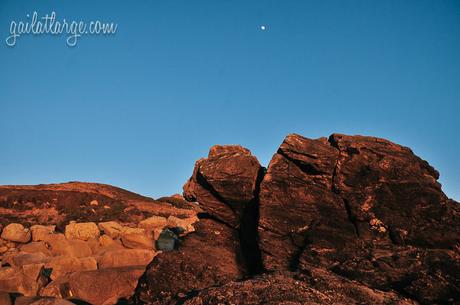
[1,133,459,305]
[136,133,458,305]
[257,133,459,304]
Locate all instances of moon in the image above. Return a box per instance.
[260,25,266,31]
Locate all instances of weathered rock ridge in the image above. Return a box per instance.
[1,133,459,305]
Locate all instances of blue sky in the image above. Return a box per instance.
[0,0,459,200]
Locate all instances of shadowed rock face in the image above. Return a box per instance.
[1,133,459,305]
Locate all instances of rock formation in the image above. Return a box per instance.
[0,183,199,305]
[1,133,459,305]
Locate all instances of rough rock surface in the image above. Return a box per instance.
[257,133,460,304]
[133,219,245,304]
[68,266,145,305]
[0,182,199,305]
[137,133,458,305]
[181,271,416,305]
[181,145,264,275]
[183,145,262,227]
[1,224,31,243]
[64,222,99,241]
[0,182,197,230]
[1,133,459,305]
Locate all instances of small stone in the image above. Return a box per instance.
[0,246,8,254]
[90,200,99,206]
[155,229,179,252]
[1,224,31,243]
[65,222,100,241]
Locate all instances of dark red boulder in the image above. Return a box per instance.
[183,145,263,228]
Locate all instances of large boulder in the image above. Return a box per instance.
[183,145,262,227]
[258,133,460,304]
[64,222,100,241]
[1,223,31,243]
[327,134,459,247]
[259,134,356,270]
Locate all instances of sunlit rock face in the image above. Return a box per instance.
[0,182,199,305]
